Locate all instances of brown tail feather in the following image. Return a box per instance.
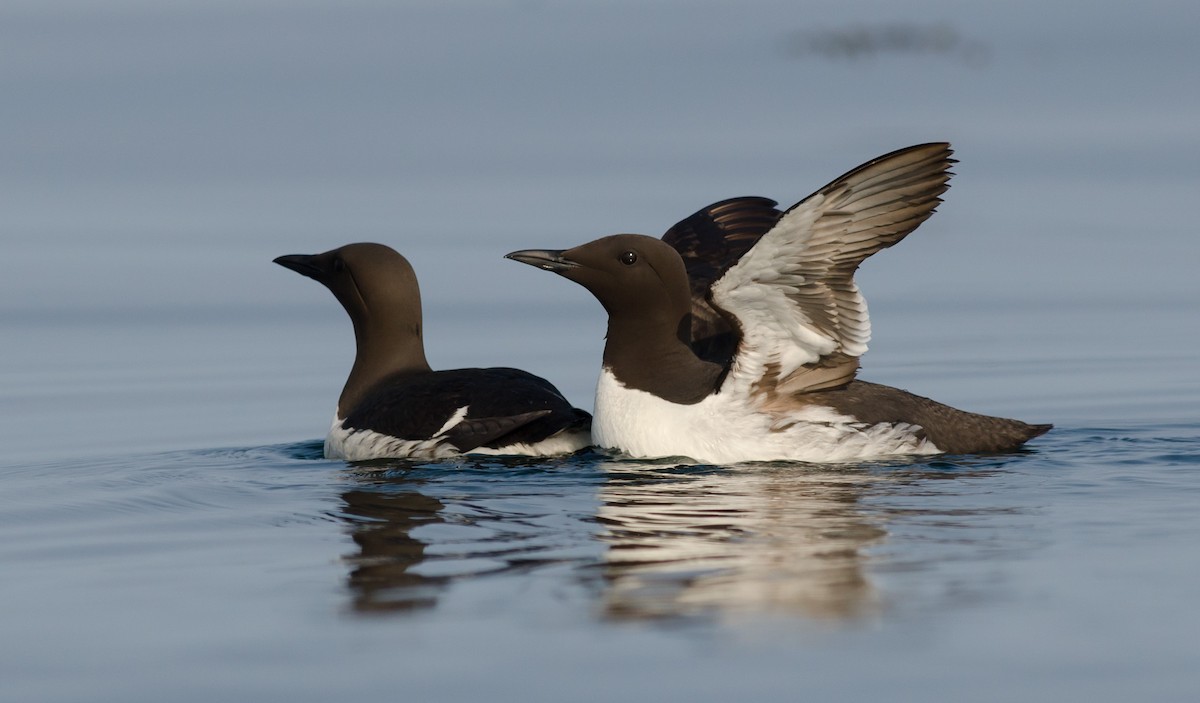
[802,380,1052,455]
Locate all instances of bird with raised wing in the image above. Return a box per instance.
[507,143,1050,463]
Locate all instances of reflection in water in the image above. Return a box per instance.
[597,463,889,621]
[337,480,447,613]
[332,457,603,616]
[330,455,1018,624]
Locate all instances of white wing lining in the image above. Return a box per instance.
[711,143,954,396]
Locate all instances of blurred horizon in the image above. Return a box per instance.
[2,0,1197,457]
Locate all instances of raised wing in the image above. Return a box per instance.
[662,196,784,351]
[711,143,954,395]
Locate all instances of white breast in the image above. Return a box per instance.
[593,369,939,464]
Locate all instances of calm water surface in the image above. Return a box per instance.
[3,1,1199,700]
[4,420,1199,701]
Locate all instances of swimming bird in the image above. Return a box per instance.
[274,243,591,460]
[507,143,1051,463]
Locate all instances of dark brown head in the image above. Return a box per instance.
[507,234,723,404]
[506,234,693,324]
[274,243,423,331]
[274,242,431,413]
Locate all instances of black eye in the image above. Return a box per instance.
[333,258,346,272]
[619,251,638,266]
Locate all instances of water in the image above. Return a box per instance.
[6,429,1199,701]
[3,1,1199,701]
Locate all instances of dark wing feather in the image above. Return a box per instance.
[443,410,553,451]
[343,368,590,452]
[661,196,783,363]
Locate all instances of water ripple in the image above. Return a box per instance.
[5,423,1199,627]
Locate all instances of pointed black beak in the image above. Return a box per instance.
[273,254,324,280]
[504,249,580,274]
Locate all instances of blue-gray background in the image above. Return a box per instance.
[2,1,1198,701]
[7,0,1197,462]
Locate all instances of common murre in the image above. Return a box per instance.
[507,143,1051,463]
[274,243,591,460]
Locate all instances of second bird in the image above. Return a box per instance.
[275,243,590,461]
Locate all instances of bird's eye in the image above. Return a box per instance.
[333,258,346,272]
[619,251,638,266]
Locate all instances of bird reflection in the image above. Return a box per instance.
[330,457,986,623]
[337,479,447,614]
[597,462,888,621]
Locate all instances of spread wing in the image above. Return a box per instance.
[662,196,784,353]
[710,143,954,396]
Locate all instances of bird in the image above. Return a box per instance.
[274,242,591,460]
[506,143,1051,464]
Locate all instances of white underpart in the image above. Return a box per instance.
[594,368,940,464]
[324,406,589,461]
[325,407,467,461]
[469,428,590,457]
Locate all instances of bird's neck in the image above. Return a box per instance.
[338,319,432,416]
[602,311,723,405]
